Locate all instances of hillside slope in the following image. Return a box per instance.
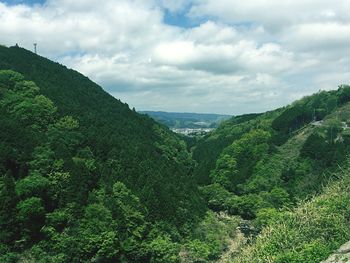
[0,45,204,225]
[0,46,205,262]
[231,166,350,262]
[190,86,350,262]
[1,44,350,263]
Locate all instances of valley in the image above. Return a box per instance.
[140,111,231,136]
[0,45,350,263]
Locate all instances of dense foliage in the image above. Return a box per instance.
[193,85,350,220]
[0,45,206,262]
[1,45,350,262]
[232,167,350,262]
[0,45,204,226]
[192,112,268,185]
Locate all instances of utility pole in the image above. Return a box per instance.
[33,43,37,54]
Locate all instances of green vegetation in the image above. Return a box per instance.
[232,168,350,262]
[191,84,350,262]
[1,45,350,262]
[193,86,350,219]
[0,45,204,225]
[0,45,206,262]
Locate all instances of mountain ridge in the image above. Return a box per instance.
[1,44,350,262]
[0,44,204,237]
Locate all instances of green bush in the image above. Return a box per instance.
[233,171,350,262]
[15,173,50,198]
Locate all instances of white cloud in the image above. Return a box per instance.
[158,0,189,13]
[284,22,350,53]
[0,0,349,114]
[189,0,350,29]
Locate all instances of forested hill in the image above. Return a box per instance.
[2,44,350,262]
[194,85,350,207]
[0,46,204,262]
[190,85,350,261]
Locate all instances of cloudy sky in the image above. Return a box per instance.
[1,0,350,114]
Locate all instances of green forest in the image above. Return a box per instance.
[0,45,350,262]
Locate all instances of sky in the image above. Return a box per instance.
[1,0,350,114]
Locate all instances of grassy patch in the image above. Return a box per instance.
[232,167,350,263]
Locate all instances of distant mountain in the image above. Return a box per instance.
[140,111,231,129]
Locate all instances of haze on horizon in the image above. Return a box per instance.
[1,0,350,115]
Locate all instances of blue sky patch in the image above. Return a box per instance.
[1,0,46,6]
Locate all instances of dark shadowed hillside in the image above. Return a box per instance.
[0,46,205,262]
[0,45,203,223]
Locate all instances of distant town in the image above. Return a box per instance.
[140,111,231,136]
[171,127,215,136]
